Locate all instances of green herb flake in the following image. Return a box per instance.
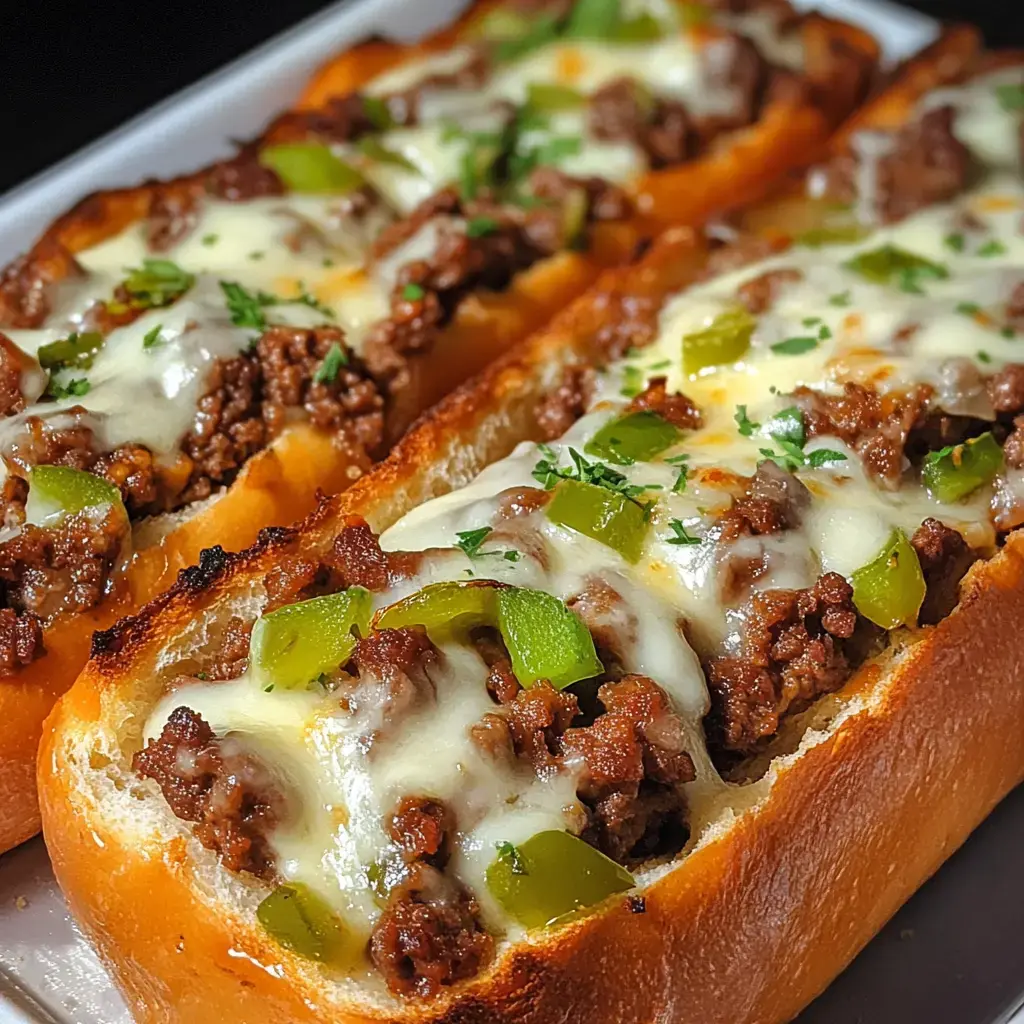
[313,343,348,384]
[220,280,267,330]
[122,258,195,308]
[805,448,849,468]
[201,233,219,247]
[977,239,1007,258]
[620,365,645,398]
[829,290,852,307]
[995,82,1024,112]
[494,841,527,876]
[402,283,426,302]
[944,233,965,253]
[771,336,819,356]
[957,301,982,317]
[47,377,91,401]
[1002,326,1017,339]
[532,446,655,500]
[456,526,492,559]
[734,405,760,437]
[248,250,265,261]
[665,452,690,494]
[466,216,500,238]
[977,349,993,364]
[666,519,701,546]
[142,323,164,350]
[362,95,395,131]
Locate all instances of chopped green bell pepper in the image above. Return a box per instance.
[682,306,757,376]
[373,580,499,635]
[256,882,348,963]
[249,587,372,690]
[357,136,417,172]
[525,82,586,111]
[545,478,649,562]
[843,245,948,294]
[850,528,925,630]
[496,586,602,689]
[259,144,365,194]
[374,580,602,690]
[25,465,124,527]
[486,830,635,929]
[565,0,621,39]
[37,331,104,372]
[585,411,682,466]
[922,432,1004,503]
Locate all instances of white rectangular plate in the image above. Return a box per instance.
[2,1,1002,1022]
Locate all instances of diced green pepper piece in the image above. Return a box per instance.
[682,306,757,375]
[486,830,635,929]
[546,478,649,562]
[25,465,124,526]
[249,588,372,690]
[496,585,602,689]
[565,0,621,38]
[357,136,418,172]
[474,6,535,40]
[585,411,682,466]
[373,580,499,635]
[525,82,586,111]
[850,529,925,630]
[843,245,948,293]
[259,144,365,194]
[37,331,104,372]
[256,883,348,963]
[612,12,664,41]
[921,432,1004,504]
[797,224,870,248]
[376,581,600,690]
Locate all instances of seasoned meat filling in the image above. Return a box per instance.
[134,706,287,879]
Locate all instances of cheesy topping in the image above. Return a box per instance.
[141,65,1024,978]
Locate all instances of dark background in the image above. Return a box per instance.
[0,0,1023,196]
[2,1,1024,1021]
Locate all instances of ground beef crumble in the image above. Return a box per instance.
[626,377,702,430]
[706,572,860,757]
[534,364,595,441]
[134,706,287,879]
[911,518,977,626]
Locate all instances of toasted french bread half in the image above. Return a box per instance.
[0,0,880,854]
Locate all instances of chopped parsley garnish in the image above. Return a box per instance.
[734,405,760,437]
[1002,326,1017,339]
[456,526,520,563]
[47,377,91,401]
[122,259,195,308]
[220,281,335,332]
[944,232,965,253]
[142,323,164,350]
[201,233,219,247]
[771,335,819,356]
[322,257,336,268]
[665,452,690,493]
[362,95,395,131]
[977,239,1007,258]
[995,82,1024,112]
[455,527,492,558]
[313,343,348,384]
[802,317,821,327]
[402,283,426,302]
[844,245,948,295]
[466,215,500,238]
[248,250,265,261]
[756,406,847,471]
[494,840,527,875]
[828,290,852,307]
[977,350,993,364]
[666,519,701,545]
[532,445,655,500]
[620,364,645,398]
[221,281,269,330]
[358,136,418,172]
[956,301,982,317]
